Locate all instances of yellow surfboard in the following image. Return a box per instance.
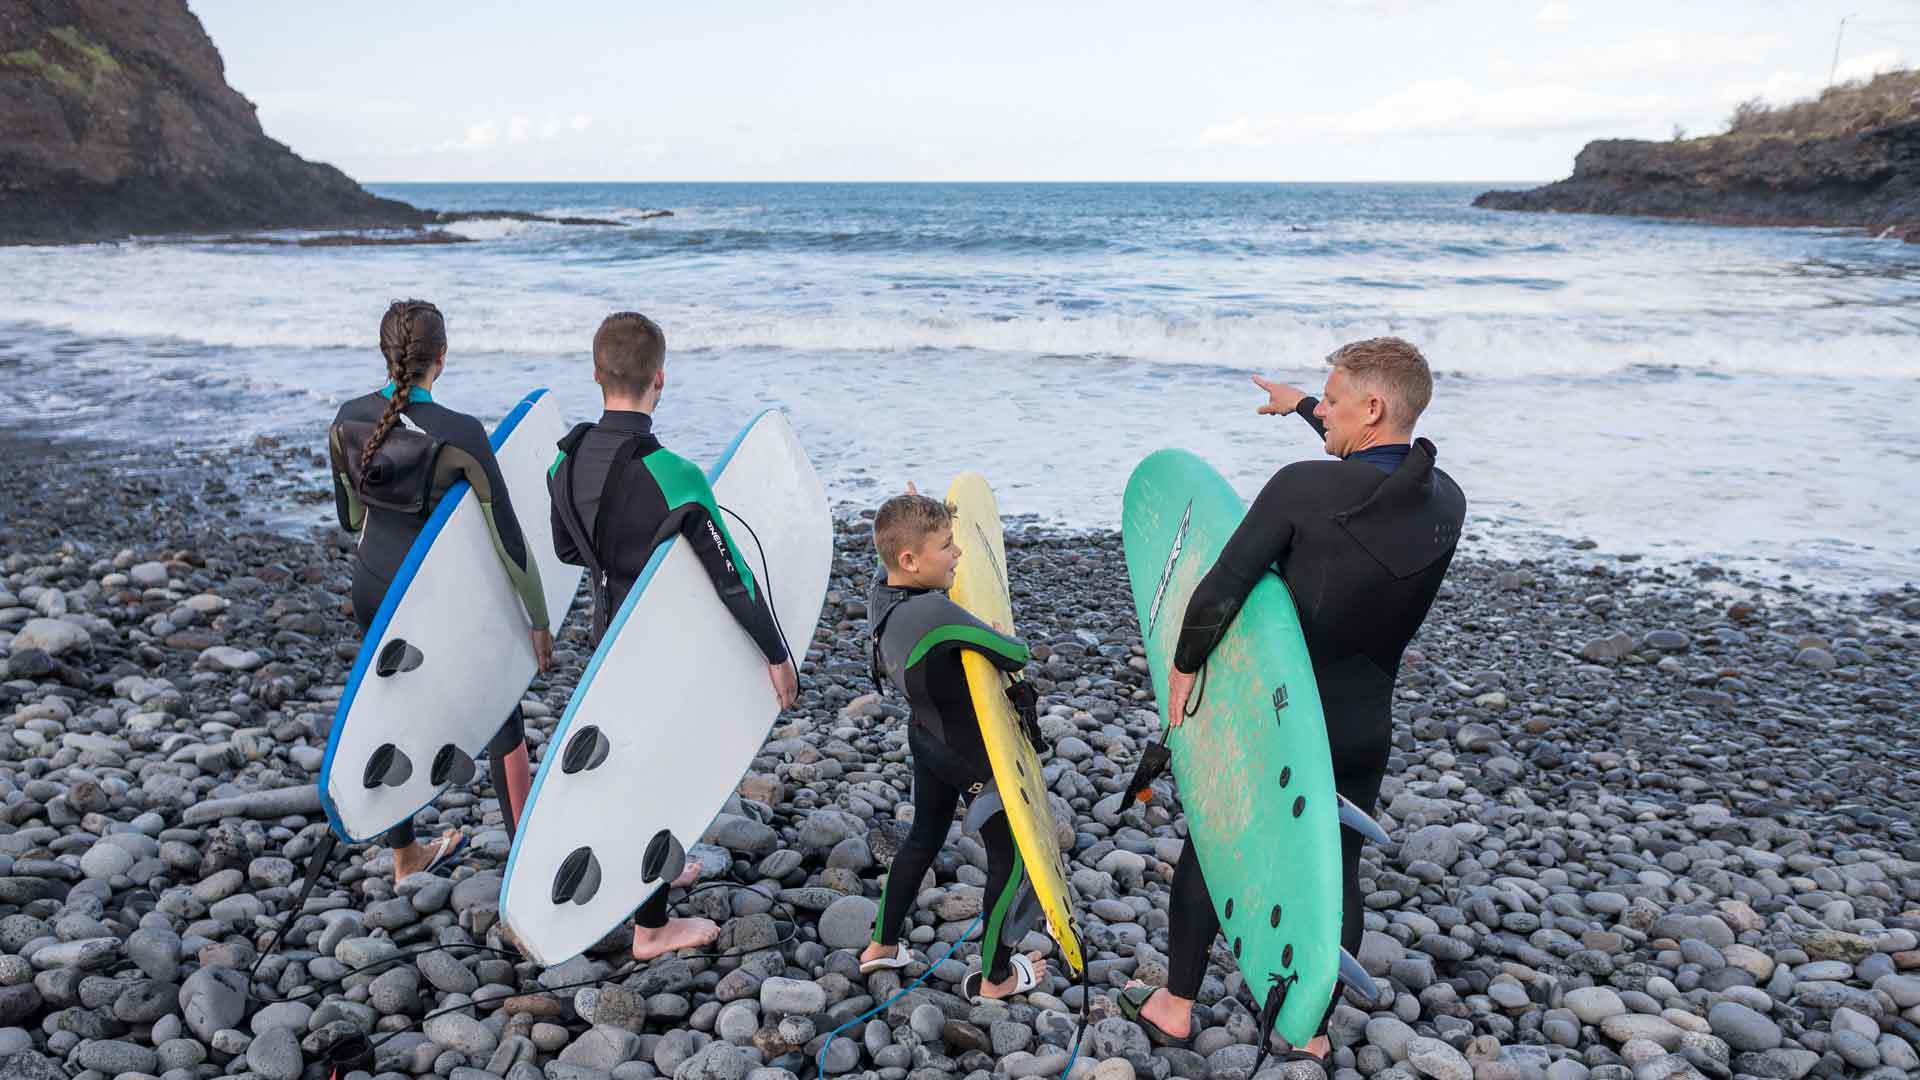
[944,472,1085,976]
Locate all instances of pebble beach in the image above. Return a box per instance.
[0,431,1914,1080]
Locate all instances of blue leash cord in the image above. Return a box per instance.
[816,915,982,1076]
[816,914,1091,1079]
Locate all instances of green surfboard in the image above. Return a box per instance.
[1121,449,1351,1048]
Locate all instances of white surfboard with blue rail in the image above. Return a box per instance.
[319,388,584,843]
[499,409,831,966]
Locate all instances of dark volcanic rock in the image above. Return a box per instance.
[0,0,429,243]
[1474,120,1920,231]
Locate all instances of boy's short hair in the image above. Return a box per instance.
[873,493,954,571]
[1326,336,1433,428]
[593,312,666,396]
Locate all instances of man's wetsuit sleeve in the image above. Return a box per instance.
[548,451,582,567]
[451,423,551,632]
[328,426,365,533]
[1173,467,1300,673]
[679,503,789,664]
[903,597,1031,676]
[1295,396,1327,439]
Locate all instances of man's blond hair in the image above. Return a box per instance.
[1328,337,1433,428]
[873,494,953,571]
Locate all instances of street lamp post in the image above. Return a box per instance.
[1828,12,1859,88]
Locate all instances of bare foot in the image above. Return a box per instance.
[978,952,1047,999]
[391,829,461,881]
[670,859,702,889]
[631,917,719,961]
[859,941,904,967]
[1292,1035,1331,1059]
[1123,979,1193,1039]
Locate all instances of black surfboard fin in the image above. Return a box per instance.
[374,639,423,678]
[363,744,411,789]
[999,882,1042,946]
[431,744,475,786]
[553,846,602,906]
[1338,947,1381,1003]
[963,781,1004,837]
[642,829,686,886]
[1337,794,1390,845]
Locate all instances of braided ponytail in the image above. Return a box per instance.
[359,300,447,490]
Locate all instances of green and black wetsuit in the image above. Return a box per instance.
[329,383,550,849]
[867,580,1031,983]
[1166,397,1465,1030]
[548,409,787,927]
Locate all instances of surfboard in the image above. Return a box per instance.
[945,472,1085,977]
[499,409,832,966]
[1121,449,1354,1048]
[319,388,584,844]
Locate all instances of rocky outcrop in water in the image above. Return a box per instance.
[0,0,429,245]
[1475,121,1920,237]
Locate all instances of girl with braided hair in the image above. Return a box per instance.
[328,300,554,882]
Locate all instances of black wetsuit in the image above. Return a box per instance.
[549,409,787,928]
[329,384,549,849]
[1166,398,1465,1029]
[867,581,1032,984]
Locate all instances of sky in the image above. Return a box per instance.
[188,1,1920,184]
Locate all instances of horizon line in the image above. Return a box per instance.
[360,177,1553,187]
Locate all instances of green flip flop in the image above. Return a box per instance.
[1113,984,1194,1048]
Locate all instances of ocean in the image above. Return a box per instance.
[2,182,1915,587]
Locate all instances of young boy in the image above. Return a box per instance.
[859,488,1048,1002]
[549,311,800,960]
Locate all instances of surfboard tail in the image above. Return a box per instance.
[1337,794,1390,845]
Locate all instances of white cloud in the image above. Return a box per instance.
[1536,2,1573,26]
[431,113,598,153]
[437,120,500,152]
[1834,48,1909,86]
[1491,33,1789,81]
[1196,118,1274,149]
[1718,49,1911,111]
[1297,78,1663,136]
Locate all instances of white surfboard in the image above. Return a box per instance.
[319,388,585,843]
[499,409,831,966]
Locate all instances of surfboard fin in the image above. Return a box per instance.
[561,726,611,774]
[1337,795,1390,845]
[999,882,1042,946]
[362,744,412,789]
[374,639,423,678]
[432,744,476,787]
[643,829,686,886]
[553,846,602,905]
[1338,948,1381,1004]
[963,782,1005,837]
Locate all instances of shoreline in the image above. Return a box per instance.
[0,427,1915,1080]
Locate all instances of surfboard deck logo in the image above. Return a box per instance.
[1146,501,1192,635]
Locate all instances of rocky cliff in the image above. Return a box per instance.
[0,0,428,244]
[1475,121,1920,234]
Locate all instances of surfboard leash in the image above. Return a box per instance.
[814,913,983,1077]
[196,836,799,1079]
[718,503,791,658]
